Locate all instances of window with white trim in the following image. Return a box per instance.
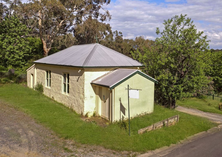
[63,73,69,94]
[46,70,51,87]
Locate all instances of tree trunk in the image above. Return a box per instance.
[171,98,176,109]
[41,39,50,57]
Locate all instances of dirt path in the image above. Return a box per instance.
[0,101,138,157]
[175,106,222,123]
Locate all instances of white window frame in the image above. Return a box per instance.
[63,73,69,94]
[46,70,51,87]
[31,74,34,88]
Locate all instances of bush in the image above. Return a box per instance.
[15,74,27,83]
[0,78,10,84]
[34,83,43,93]
[197,94,207,100]
[117,120,129,131]
[219,103,222,111]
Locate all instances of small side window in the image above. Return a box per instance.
[31,74,34,88]
[46,70,51,87]
[63,73,69,94]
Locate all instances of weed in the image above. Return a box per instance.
[117,120,129,131]
[34,82,43,93]
[84,112,89,117]
[63,147,73,153]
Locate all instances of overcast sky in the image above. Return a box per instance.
[105,0,222,49]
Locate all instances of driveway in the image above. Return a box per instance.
[175,106,222,123]
[0,101,137,157]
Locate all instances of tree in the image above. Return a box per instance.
[209,49,222,93]
[20,0,111,56]
[74,16,112,44]
[133,14,212,108]
[0,16,31,69]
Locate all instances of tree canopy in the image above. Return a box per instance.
[0,16,31,69]
[19,0,111,56]
[209,49,222,93]
[132,14,212,108]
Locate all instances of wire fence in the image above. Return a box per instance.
[206,94,222,102]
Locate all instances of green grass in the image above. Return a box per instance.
[0,84,217,152]
[177,97,222,115]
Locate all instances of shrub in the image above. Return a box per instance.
[15,74,27,83]
[34,83,43,93]
[117,120,129,131]
[0,78,10,84]
[219,103,222,111]
[197,94,207,100]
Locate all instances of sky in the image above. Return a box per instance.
[105,0,222,49]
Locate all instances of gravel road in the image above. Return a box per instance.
[0,101,137,157]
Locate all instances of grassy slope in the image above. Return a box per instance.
[177,97,222,115]
[0,84,216,152]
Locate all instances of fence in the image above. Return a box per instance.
[206,94,222,102]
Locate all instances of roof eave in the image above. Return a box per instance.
[110,70,158,90]
[33,62,143,68]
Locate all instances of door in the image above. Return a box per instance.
[100,87,110,120]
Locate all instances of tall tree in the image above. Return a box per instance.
[209,49,222,93]
[74,16,112,44]
[0,16,31,69]
[132,14,211,108]
[20,0,111,56]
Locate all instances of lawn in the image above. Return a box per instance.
[177,96,222,115]
[0,84,217,152]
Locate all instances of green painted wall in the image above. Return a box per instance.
[113,73,155,121]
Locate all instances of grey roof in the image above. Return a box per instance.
[34,43,143,68]
[91,69,158,89]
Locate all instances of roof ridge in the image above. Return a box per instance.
[82,44,98,66]
[100,44,140,63]
[99,45,119,65]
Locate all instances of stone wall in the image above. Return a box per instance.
[138,115,179,134]
[32,64,85,114]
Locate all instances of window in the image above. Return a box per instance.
[63,73,69,94]
[46,70,51,87]
[31,74,34,88]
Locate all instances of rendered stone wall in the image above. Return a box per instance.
[138,115,179,134]
[26,64,35,88]
[34,64,85,114]
[83,69,112,116]
[113,73,155,122]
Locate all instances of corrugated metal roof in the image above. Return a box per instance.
[91,69,158,89]
[34,43,143,68]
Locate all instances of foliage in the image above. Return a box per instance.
[0,78,10,84]
[0,84,216,152]
[101,31,155,58]
[209,50,222,93]
[0,16,31,69]
[51,34,77,53]
[19,0,111,56]
[116,120,129,131]
[34,82,43,93]
[74,16,113,45]
[132,14,211,108]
